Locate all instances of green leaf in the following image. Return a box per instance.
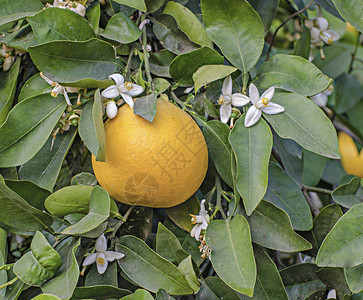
[316,267,351,297]
[302,150,327,187]
[13,231,62,286]
[150,50,175,78]
[193,65,237,93]
[334,73,363,114]
[61,186,110,235]
[264,93,340,159]
[0,58,21,125]
[240,245,288,299]
[0,0,43,26]
[28,39,117,88]
[205,215,256,296]
[254,54,332,96]
[85,261,118,287]
[41,238,81,299]
[28,7,96,43]
[280,264,326,299]
[18,73,52,102]
[165,195,200,232]
[19,127,77,192]
[344,264,363,293]
[101,12,141,44]
[177,256,200,294]
[332,177,363,209]
[79,90,106,161]
[156,223,189,265]
[201,277,241,300]
[112,0,147,11]
[133,92,157,123]
[154,78,170,95]
[240,200,312,252]
[145,0,165,13]
[247,0,279,32]
[170,47,224,86]
[331,0,363,32]
[117,235,194,295]
[0,94,66,167]
[316,203,363,267]
[312,204,343,248]
[0,228,7,297]
[152,15,199,55]
[72,286,131,300]
[201,0,264,72]
[134,289,154,300]
[163,1,212,47]
[0,174,53,231]
[293,25,311,60]
[32,294,61,300]
[0,24,38,51]
[85,2,100,34]
[71,172,97,186]
[229,115,272,215]
[265,162,313,231]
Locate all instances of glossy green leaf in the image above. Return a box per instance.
[154,78,170,95]
[28,39,117,88]
[101,12,141,44]
[265,162,313,231]
[240,200,312,252]
[241,245,288,299]
[247,0,279,32]
[150,50,176,78]
[32,294,61,300]
[0,94,66,167]
[112,0,147,11]
[145,0,165,12]
[332,177,363,208]
[18,73,52,102]
[41,238,81,299]
[229,115,272,215]
[178,256,199,294]
[205,215,256,296]
[193,65,237,93]
[85,261,118,287]
[133,92,157,122]
[254,54,332,96]
[316,203,363,267]
[156,223,189,265]
[85,1,100,34]
[163,1,212,47]
[302,150,327,187]
[28,7,96,43]
[155,289,175,300]
[344,264,363,293]
[316,267,351,297]
[0,228,7,297]
[61,186,110,235]
[331,0,363,32]
[0,24,38,51]
[79,90,106,161]
[19,127,77,191]
[117,235,194,295]
[134,289,154,300]
[0,58,20,125]
[153,15,199,55]
[0,0,43,26]
[264,93,341,159]
[201,0,264,72]
[335,73,363,114]
[71,172,97,186]
[201,277,240,300]
[0,174,52,231]
[170,47,224,86]
[293,25,311,60]
[313,204,343,248]
[72,286,131,299]
[13,231,62,286]
[315,0,343,20]
[165,195,200,232]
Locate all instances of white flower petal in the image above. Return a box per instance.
[220,103,232,124]
[325,30,339,42]
[201,220,208,230]
[62,88,72,106]
[260,86,275,101]
[327,289,336,299]
[244,105,262,127]
[311,94,328,107]
[96,259,108,274]
[108,74,124,86]
[200,199,207,214]
[231,93,250,106]
[310,27,321,43]
[83,253,97,266]
[105,251,125,262]
[262,102,285,114]
[190,224,197,238]
[95,234,107,252]
[194,224,202,241]
[106,101,118,119]
[127,84,144,96]
[40,73,54,85]
[101,85,119,99]
[222,75,233,96]
[317,17,329,31]
[249,83,260,105]
[121,93,134,108]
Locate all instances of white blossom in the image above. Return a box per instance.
[305,17,339,47]
[310,86,333,107]
[106,101,118,119]
[190,199,210,241]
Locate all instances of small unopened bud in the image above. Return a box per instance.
[106,101,118,119]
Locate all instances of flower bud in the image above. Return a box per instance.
[106,101,118,119]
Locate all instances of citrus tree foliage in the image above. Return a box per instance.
[0,0,363,299]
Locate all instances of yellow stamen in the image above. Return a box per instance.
[218,95,225,105]
[327,38,333,45]
[50,91,58,97]
[261,97,269,107]
[97,257,106,265]
[124,82,134,91]
[190,214,197,224]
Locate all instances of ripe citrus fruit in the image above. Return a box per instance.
[92,99,208,207]
[338,131,363,178]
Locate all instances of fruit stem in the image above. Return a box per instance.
[302,185,332,195]
[110,205,135,243]
[141,14,154,91]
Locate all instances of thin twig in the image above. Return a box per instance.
[303,185,332,195]
[266,0,314,60]
[110,205,134,240]
[141,14,153,91]
[0,277,18,291]
[124,44,135,82]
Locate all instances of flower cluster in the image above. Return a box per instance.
[305,17,339,48]
[0,44,25,71]
[46,0,86,17]
[218,76,284,127]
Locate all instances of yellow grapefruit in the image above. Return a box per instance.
[92,98,208,207]
[338,131,363,178]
